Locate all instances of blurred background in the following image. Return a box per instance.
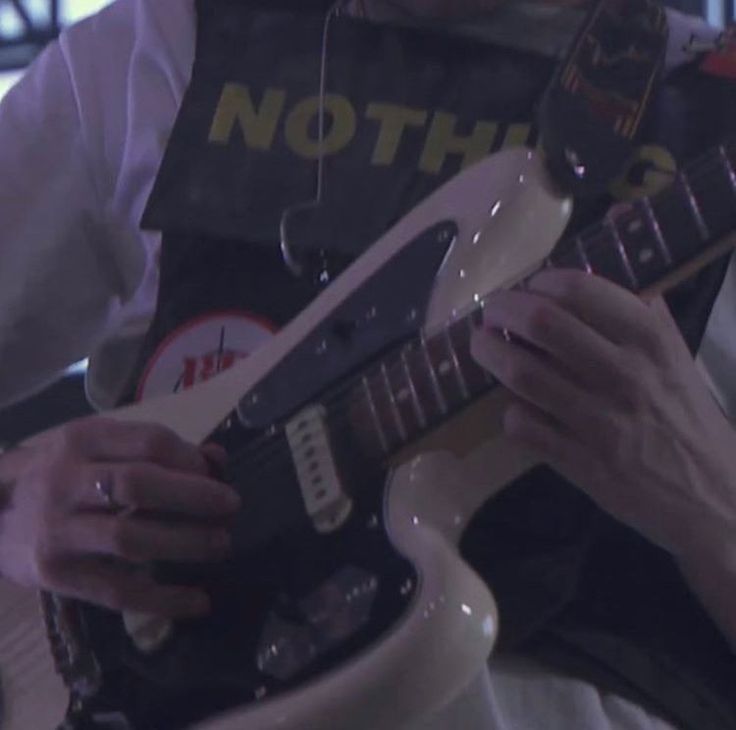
[0,0,109,96]
[0,0,727,444]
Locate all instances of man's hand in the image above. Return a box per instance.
[0,416,240,618]
[470,268,736,567]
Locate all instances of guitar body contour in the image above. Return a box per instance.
[0,147,572,730]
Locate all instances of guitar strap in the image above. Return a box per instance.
[539,0,669,196]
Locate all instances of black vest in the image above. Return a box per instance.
[123,4,736,727]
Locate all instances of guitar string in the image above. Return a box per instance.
[217,146,736,486]
[222,146,736,483]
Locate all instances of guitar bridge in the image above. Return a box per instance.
[285,406,352,534]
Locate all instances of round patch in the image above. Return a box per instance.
[136,311,276,402]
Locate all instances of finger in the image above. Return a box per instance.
[479,288,622,385]
[525,269,657,352]
[503,398,605,497]
[65,513,233,564]
[59,417,211,475]
[470,327,597,434]
[45,556,211,618]
[77,462,241,516]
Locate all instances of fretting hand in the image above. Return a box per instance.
[470,268,736,569]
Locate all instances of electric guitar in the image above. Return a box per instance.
[1,140,735,730]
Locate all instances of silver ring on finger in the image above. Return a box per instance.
[94,473,122,510]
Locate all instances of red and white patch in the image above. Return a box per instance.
[701,26,736,81]
[136,310,276,401]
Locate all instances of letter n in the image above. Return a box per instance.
[208,84,286,149]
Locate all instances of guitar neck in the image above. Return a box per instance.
[547,142,736,292]
[350,140,736,459]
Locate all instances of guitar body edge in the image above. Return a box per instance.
[193,395,540,730]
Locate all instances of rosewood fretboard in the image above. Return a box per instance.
[352,140,736,457]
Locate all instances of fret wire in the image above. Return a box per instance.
[381,362,407,442]
[444,328,470,400]
[401,349,427,430]
[420,333,449,415]
[606,218,639,289]
[641,197,672,267]
[228,137,736,481]
[575,236,593,273]
[346,143,733,460]
[361,376,389,453]
[460,315,496,390]
[679,173,710,241]
[718,145,736,199]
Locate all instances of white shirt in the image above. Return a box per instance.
[0,1,727,727]
[0,0,193,410]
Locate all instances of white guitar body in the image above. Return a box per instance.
[0,147,572,730]
[195,409,554,730]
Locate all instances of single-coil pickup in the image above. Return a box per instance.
[285,405,353,534]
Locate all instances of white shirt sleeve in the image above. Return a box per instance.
[0,0,194,410]
[0,5,140,408]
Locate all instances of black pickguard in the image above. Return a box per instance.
[66,221,458,729]
[75,425,414,729]
[237,221,458,428]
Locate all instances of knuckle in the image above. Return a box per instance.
[526,304,554,340]
[33,549,58,585]
[633,309,671,362]
[506,363,536,395]
[613,354,652,411]
[646,329,672,364]
[137,426,177,463]
[558,272,588,305]
[114,465,144,506]
[109,521,142,560]
[56,422,86,455]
